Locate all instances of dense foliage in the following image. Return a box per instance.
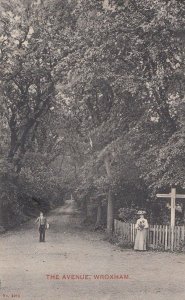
[0,0,185,229]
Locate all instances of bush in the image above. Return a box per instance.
[118,208,137,223]
[105,232,134,249]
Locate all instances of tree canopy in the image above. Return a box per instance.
[0,0,185,229]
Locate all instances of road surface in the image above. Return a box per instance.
[0,200,185,300]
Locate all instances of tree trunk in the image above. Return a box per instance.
[107,190,113,235]
[0,201,3,226]
[94,204,102,230]
[104,154,114,236]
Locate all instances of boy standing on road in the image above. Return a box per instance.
[35,212,47,242]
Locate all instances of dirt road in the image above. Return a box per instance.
[0,201,185,300]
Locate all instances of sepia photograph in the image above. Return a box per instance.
[0,0,185,299]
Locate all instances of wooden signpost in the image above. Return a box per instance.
[156,188,185,251]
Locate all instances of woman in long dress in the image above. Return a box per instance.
[134,211,148,251]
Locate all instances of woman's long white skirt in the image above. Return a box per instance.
[134,229,147,251]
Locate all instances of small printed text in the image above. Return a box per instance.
[46,274,129,280]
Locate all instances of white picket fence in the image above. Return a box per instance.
[114,219,185,251]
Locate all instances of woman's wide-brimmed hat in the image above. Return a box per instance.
[137,210,147,215]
